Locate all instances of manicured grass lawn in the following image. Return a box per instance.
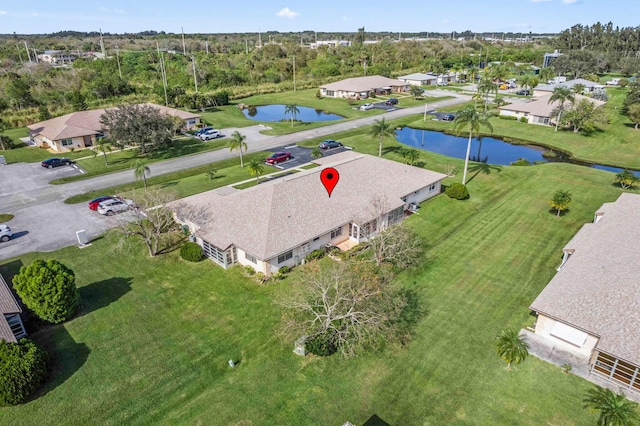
[0,214,14,223]
[0,150,624,424]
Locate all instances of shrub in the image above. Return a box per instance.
[12,259,79,324]
[618,78,629,88]
[278,266,291,275]
[305,249,326,262]
[180,242,203,262]
[315,89,322,99]
[445,183,470,200]
[244,265,256,276]
[0,339,48,406]
[498,115,518,121]
[305,330,338,356]
[510,158,531,166]
[519,116,528,123]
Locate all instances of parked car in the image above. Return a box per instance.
[0,224,13,243]
[319,140,343,150]
[199,129,222,140]
[88,196,116,211]
[436,82,448,86]
[359,103,374,111]
[516,90,531,96]
[441,114,455,122]
[385,98,399,106]
[41,158,75,168]
[265,152,292,165]
[97,198,135,216]
[194,127,213,136]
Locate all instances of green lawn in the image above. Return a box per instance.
[0,151,625,424]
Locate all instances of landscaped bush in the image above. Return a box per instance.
[305,249,326,262]
[278,266,292,275]
[180,242,203,262]
[498,115,518,121]
[519,117,528,123]
[0,339,48,406]
[510,158,532,166]
[244,265,256,276]
[305,330,338,356]
[12,259,79,324]
[445,183,470,200]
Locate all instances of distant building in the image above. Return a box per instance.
[310,40,351,49]
[498,93,605,126]
[543,51,563,68]
[319,75,410,99]
[40,50,77,65]
[397,73,438,86]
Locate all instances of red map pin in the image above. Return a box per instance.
[320,167,340,198]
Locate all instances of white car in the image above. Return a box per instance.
[199,129,222,141]
[97,198,135,216]
[359,103,374,111]
[0,224,13,243]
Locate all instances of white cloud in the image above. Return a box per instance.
[562,0,579,3]
[32,12,39,16]
[276,7,299,19]
[0,10,7,15]
[342,16,351,22]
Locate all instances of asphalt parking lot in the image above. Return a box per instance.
[264,144,351,170]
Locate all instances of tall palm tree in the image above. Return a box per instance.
[454,105,494,185]
[494,328,529,369]
[583,386,640,426]
[133,159,151,190]
[228,131,248,167]
[92,138,113,166]
[401,148,421,165]
[284,104,300,128]
[572,83,586,95]
[476,78,498,112]
[247,159,264,183]
[369,117,395,157]
[548,86,575,131]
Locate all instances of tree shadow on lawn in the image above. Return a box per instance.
[548,208,571,217]
[466,162,502,183]
[76,276,133,319]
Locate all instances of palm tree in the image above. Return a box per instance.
[133,159,151,190]
[247,159,264,183]
[548,86,575,131]
[369,117,395,157]
[476,78,498,112]
[228,131,248,167]
[284,104,300,128]
[310,147,323,159]
[401,148,421,165]
[583,386,640,426]
[495,328,529,369]
[410,85,424,100]
[454,104,494,184]
[572,83,586,95]
[92,138,112,166]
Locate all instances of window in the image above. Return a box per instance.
[61,138,73,146]
[326,90,334,96]
[278,250,293,264]
[246,253,257,264]
[428,183,437,191]
[388,207,404,225]
[330,227,343,239]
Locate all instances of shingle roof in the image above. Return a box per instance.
[530,193,640,366]
[398,73,437,81]
[0,273,21,343]
[320,75,409,93]
[171,152,447,260]
[28,103,200,142]
[535,78,605,93]
[498,93,605,118]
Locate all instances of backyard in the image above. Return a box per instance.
[0,156,626,425]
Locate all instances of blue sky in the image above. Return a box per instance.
[0,0,634,35]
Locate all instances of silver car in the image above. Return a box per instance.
[0,224,13,242]
[97,198,134,216]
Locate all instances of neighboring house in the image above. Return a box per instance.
[28,103,201,153]
[319,75,410,99]
[39,50,77,65]
[0,273,27,343]
[436,72,459,84]
[498,93,605,126]
[543,51,563,68]
[310,40,351,48]
[171,151,447,274]
[533,78,605,97]
[529,193,640,394]
[397,73,438,86]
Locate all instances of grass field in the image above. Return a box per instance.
[0,148,627,424]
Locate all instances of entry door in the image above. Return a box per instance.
[349,223,359,240]
[83,135,93,147]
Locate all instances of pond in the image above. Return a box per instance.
[395,128,640,177]
[242,105,343,122]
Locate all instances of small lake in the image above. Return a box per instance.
[242,105,343,122]
[395,128,640,177]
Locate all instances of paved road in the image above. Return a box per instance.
[0,92,471,261]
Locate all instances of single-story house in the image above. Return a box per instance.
[319,76,410,99]
[0,273,27,343]
[397,73,438,86]
[529,193,640,394]
[40,50,77,65]
[533,78,605,97]
[436,72,460,84]
[497,93,605,126]
[27,103,201,153]
[170,151,447,274]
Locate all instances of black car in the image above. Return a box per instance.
[319,139,343,149]
[441,114,455,122]
[516,90,531,96]
[385,98,399,105]
[41,158,75,168]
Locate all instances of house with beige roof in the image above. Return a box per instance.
[319,75,410,99]
[398,73,438,86]
[498,93,605,126]
[529,193,640,394]
[0,273,27,343]
[170,151,446,274]
[28,103,201,153]
[533,78,605,97]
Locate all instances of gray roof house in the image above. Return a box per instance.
[533,78,605,97]
[498,93,605,126]
[170,151,447,274]
[397,73,438,86]
[529,193,640,394]
[0,273,27,343]
[28,103,201,153]
[319,76,410,99]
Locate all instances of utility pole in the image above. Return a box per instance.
[205,40,209,54]
[157,41,168,106]
[258,28,262,48]
[24,41,32,62]
[192,55,198,93]
[99,28,106,57]
[32,49,39,63]
[115,45,122,79]
[16,44,23,63]
[292,55,296,92]
[182,27,186,55]
[245,39,248,54]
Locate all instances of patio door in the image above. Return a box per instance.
[349,223,359,240]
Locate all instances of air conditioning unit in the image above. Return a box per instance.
[408,203,418,212]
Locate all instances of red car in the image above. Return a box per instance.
[88,196,115,211]
[265,152,292,165]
